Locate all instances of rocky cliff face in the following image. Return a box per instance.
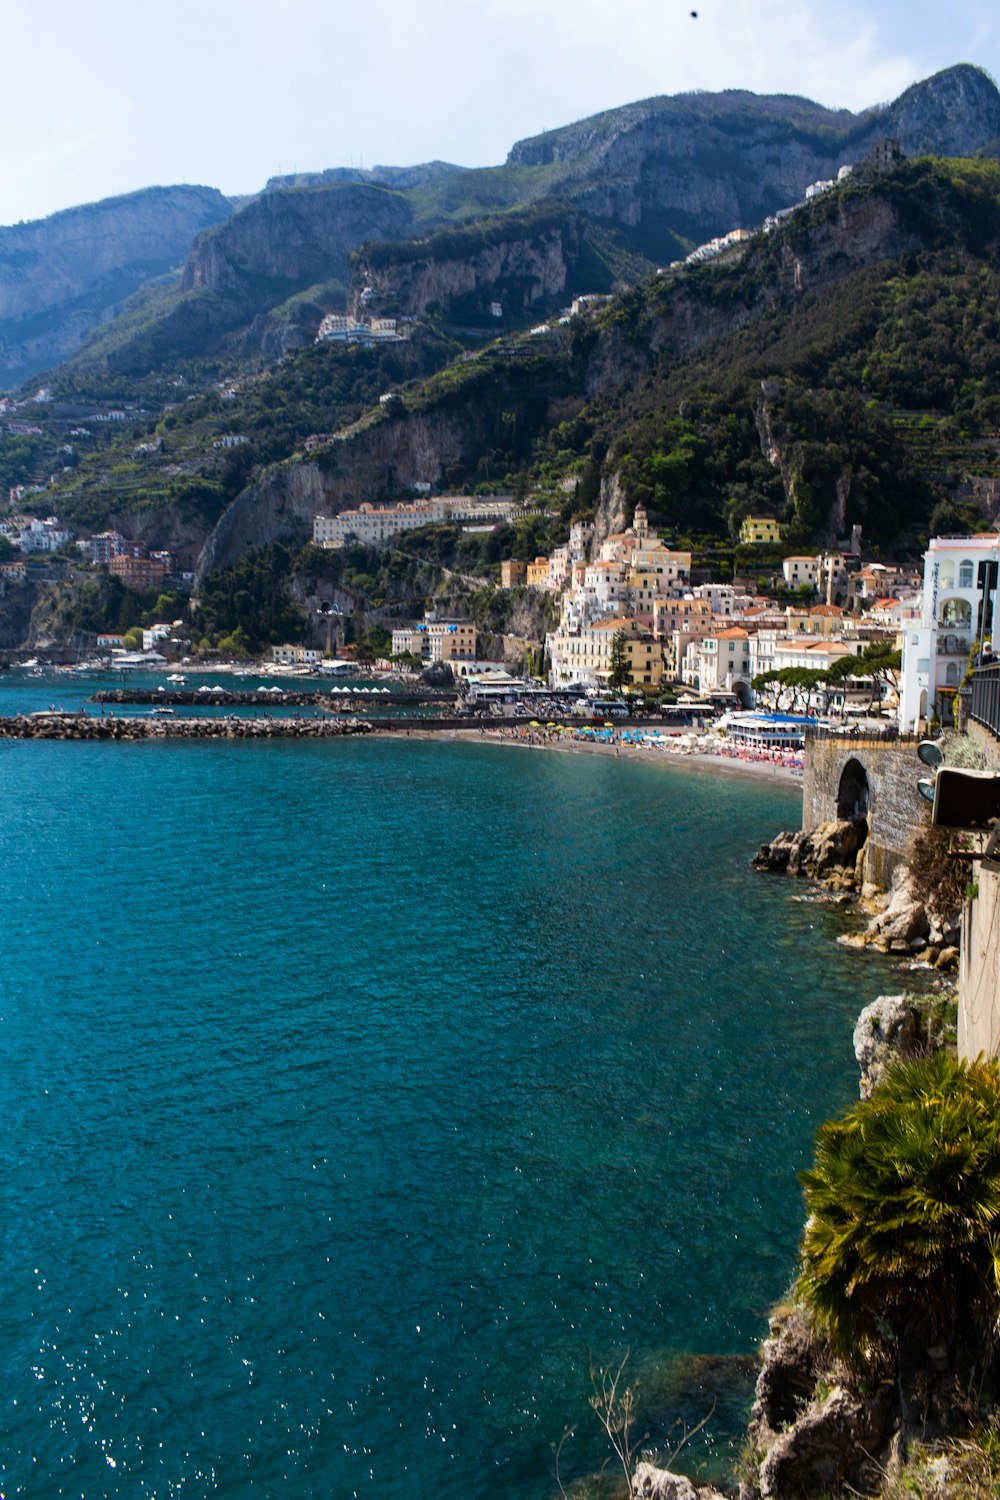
[353,221,576,319]
[23,66,999,384]
[509,65,1000,241]
[83,183,418,373]
[889,63,1000,155]
[183,184,414,304]
[196,406,476,577]
[0,185,231,386]
[196,159,962,573]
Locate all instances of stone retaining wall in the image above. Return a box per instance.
[803,736,927,886]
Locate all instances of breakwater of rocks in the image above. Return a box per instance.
[0,713,374,740]
[91,688,450,709]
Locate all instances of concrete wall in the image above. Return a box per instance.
[959,855,1000,1060]
[803,736,928,886]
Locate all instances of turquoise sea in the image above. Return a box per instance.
[0,672,892,1498]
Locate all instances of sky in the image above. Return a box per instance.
[1,0,998,226]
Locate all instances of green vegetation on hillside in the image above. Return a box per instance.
[9,155,1000,651]
[797,1051,1000,1414]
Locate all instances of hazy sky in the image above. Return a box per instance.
[2,0,997,226]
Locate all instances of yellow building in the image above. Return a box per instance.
[526,556,550,588]
[739,516,782,545]
[549,616,664,688]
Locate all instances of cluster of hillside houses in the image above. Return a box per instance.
[313,489,999,728]
[0,513,179,589]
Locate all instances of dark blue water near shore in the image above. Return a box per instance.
[0,727,890,1498]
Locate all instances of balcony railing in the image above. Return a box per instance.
[970,663,1000,740]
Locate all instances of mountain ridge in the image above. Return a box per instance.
[5,65,999,389]
[0,185,232,387]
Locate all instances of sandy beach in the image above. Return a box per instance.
[400,723,805,788]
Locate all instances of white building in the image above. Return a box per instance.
[314,496,519,548]
[690,583,749,618]
[899,534,1000,731]
[17,516,71,553]
[392,619,477,664]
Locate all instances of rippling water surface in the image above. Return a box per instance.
[0,697,891,1498]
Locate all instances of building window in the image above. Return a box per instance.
[959,560,974,589]
[940,597,972,627]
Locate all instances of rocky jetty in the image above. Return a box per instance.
[91,687,453,708]
[0,713,373,741]
[751,817,867,890]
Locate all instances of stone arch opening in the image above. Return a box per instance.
[837,758,871,822]
[940,596,972,628]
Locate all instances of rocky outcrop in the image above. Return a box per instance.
[265,161,465,193]
[631,1463,727,1500]
[592,469,631,552]
[837,865,962,962]
[746,1308,824,1453]
[742,1308,896,1500]
[756,1383,896,1500]
[0,575,38,649]
[853,995,920,1099]
[752,818,867,889]
[859,867,929,950]
[0,185,231,384]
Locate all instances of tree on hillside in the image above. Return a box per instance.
[796,1053,1000,1424]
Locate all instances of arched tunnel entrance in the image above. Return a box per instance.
[837,758,871,822]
